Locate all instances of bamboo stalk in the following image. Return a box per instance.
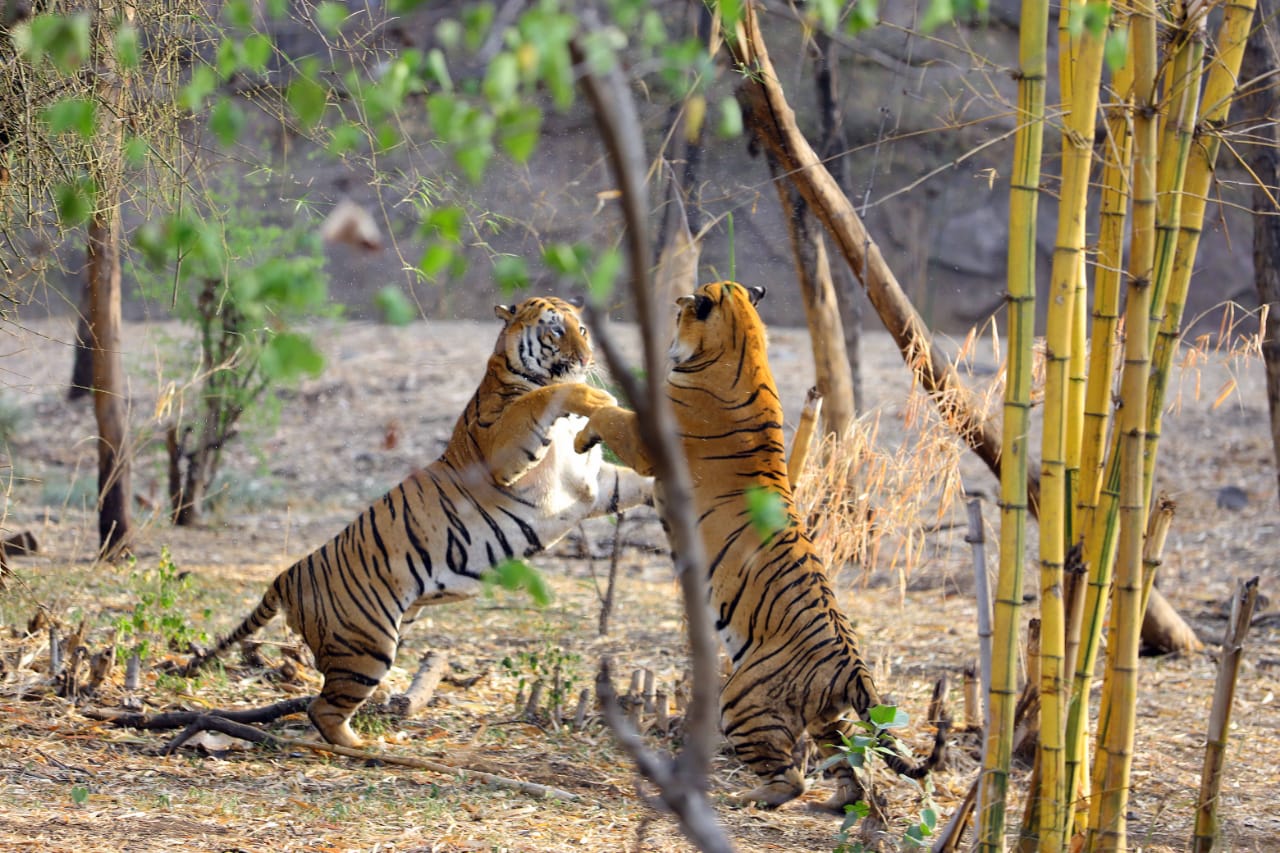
[1088,1,1157,844]
[1192,576,1261,852]
[966,497,992,722]
[1073,1,1256,827]
[1145,0,1256,510]
[975,0,1049,846]
[1067,4,1136,812]
[1037,3,1112,845]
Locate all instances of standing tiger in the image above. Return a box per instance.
[574,281,947,810]
[183,296,650,748]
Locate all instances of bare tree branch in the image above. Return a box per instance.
[570,13,734,853]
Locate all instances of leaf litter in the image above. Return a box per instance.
[0,317,1277,850]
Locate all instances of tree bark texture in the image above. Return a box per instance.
[88,210,132,556]
[1240,0,1280,503]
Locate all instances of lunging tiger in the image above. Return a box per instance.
[574,281,947,810]
[183,296,651,748]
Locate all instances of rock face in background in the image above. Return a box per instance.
[20,2,1259,337]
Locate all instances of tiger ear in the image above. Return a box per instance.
[676,295,695,308]
[747,286,766,306]
[566,294,585,309]
[494,304,517,323]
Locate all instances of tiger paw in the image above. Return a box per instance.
[574,423,602,455]
[560,384,616,418]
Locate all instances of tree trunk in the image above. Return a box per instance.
[87,209,132,557]
[1241,0,1280,503]
[769,164,855,437]
[813,30,863,416]
[68,283,93,401]
[87,0,133,558]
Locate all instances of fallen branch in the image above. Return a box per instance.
[85,700,581,802]
[387,651,449,718]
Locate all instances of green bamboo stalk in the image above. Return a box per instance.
[1066,3,1133,826]
[1087,1,1156,844]
[1036,3,1110,846]
[975,0,1048,847]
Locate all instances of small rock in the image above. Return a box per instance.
[1216,486,1249,511]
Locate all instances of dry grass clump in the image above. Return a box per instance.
[791,399,968,590]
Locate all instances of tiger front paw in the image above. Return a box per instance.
[561,383,616,418]
[574,422,603,455]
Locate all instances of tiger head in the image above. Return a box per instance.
[493,296,593,385]
[669,280,767,371]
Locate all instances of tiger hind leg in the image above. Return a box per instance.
[723,712,807,808]
[308,637,399,749]
[813,718,888,819]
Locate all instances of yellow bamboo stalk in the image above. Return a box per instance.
[1087,0,1156,844]
[1037,4,1110,846]
[1145,0,1255,507]
[976,0,1048,847]
[1066,2,1133,825]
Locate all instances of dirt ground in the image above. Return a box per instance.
[1,312,1278,852]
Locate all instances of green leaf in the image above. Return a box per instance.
[426,48,453,93]
[70,785,90,806]
[462,3,494,52]
[260,332,325,380]
[1104,26,1129,73]
[455,142,493,185]
[41,98,96,139]
[19,13,91,73]
[328,122,364,155]
[483,558,552,607]
[745,486,788,543]
[181,65,218,113]
[264,0,287,19]
[717,97,743,139]
[418,242,455,280]
[55,177,96,226]
[494,255,529,295]
[314,1,348,34]
[849,800,871,819]
[810,0,840,32]
[498,104,542,163]
[483,51,520,106]
[868,704,909,730]
[427,94,461,141]
[374,286,416,326]
[920,0,954,32]
[921,807,938,831]
[287,71,328,129]
[223,0,253,28]
[424,205,465,243]
[123,135,149,167]
[847,0,879,33]
[115,23,139,69]
[241,34,273,73]
[717,0,743,32]
[209,97,246,146]
[543,243,585,275]
[435,18,463,50]
[587,248,621,300]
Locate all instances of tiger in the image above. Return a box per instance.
[182,296,651,749]
[573,280,947,811]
